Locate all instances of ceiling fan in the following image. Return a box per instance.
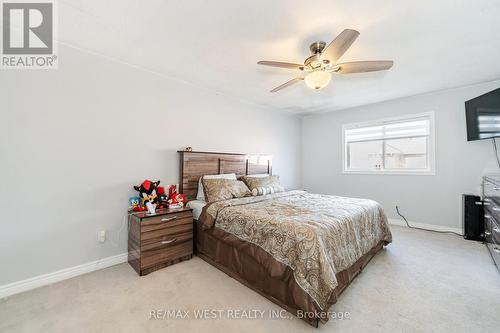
[257,29,393,92]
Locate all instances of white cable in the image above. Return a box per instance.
[492,137,500,168]
[109,213,129,247]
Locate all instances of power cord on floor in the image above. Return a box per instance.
[395,205,462,237]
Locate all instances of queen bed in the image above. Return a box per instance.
[179,151,392,327]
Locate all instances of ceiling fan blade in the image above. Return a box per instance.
[270,77,303,93]
[258,61,304,70]
[320,29,360,63]
[334,60,394,74]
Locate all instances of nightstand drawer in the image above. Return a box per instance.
[141,218,192,241]
[141,231,192,252]
[140,211,193,231]
[141,238,193,269]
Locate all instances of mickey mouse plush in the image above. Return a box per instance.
[133,180,161,210]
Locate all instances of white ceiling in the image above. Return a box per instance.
[59,0,500,114]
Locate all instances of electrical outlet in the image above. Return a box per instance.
[98,230,106,243]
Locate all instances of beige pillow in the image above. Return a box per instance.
[202,178,251,203]
[196,173,236,201]
[242,175,281,191]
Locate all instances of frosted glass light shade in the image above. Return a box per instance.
[305,70,331,90]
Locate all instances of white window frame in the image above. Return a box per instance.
[342,112,436,175]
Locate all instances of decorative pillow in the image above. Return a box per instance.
[202,178,251,203]
[230,180,252,198]
[251,185,285,196]
[244,173,271,178]
[242,175,281,191]
[196,173,236,201]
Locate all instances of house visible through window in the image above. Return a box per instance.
[343,113,435,174]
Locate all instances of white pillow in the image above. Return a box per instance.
[245,174,270,178]
[196,173,237,201]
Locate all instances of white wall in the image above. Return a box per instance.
[2,42,498,287]
[301,80,500,229]
[0,45,301,286]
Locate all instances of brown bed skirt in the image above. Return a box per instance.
[194,220,387,327]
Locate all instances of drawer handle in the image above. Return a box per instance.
[485,214,491,219]
[161,216,177,222]
[485,231,492,236]
[483,202,491,206]
[493,227,500,233]
[161,238,177,244]
[493,207,500,212]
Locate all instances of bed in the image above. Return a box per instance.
[179,151,392,327]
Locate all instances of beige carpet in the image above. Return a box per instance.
[1,226,499,333]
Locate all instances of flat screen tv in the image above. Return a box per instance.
[465,87,500,141]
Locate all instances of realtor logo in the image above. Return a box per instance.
[1,0,57,69]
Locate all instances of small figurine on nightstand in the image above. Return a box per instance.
[167,184,186,209]
[129,196,142,212]
[157,186,169,208]
[133,179,161,213]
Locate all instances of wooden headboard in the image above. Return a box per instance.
[178,151,272,201]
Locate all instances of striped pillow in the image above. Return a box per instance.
[251,185,285,196]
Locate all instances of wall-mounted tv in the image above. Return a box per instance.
[465,87,500,141]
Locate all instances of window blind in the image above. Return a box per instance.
[345,118,430,143]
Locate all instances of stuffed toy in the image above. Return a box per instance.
[133,180,160,209]
[157,186,169,208]
[159,194,169,208]
[169,193,186,207]
[167,184,186,207]
[129,196,142,212]
[168,184,177,199]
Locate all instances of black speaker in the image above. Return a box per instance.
[462,194,484,241]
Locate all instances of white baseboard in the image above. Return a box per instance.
[0,219,462,299]
[388,218,463,235]
[0,252,128,299]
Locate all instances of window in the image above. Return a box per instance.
[343,113,435,175]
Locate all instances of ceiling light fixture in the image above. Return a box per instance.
[304,70,331,90]
[257,29,394,93]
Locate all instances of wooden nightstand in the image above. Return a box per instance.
[128,207,193,276]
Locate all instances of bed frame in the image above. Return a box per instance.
[177,150,385,327]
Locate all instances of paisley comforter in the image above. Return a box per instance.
[200,190,392,309]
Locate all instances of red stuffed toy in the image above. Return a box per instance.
[167,184,186,207]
